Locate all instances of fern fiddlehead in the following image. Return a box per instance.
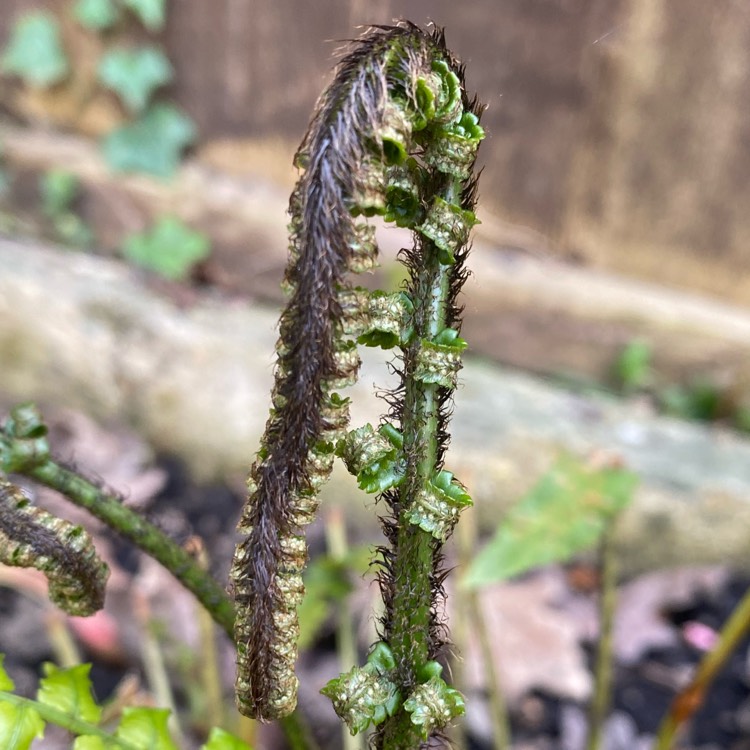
[231,22,484,744]
[0,475,109,616]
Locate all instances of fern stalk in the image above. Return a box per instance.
[231,21,483,745]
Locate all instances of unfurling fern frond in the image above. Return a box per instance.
[231,21,484,728]
[0,476,108,616]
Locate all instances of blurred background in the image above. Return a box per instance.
[1,1,750,748]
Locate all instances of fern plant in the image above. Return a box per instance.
[0,22,483,750]
[229,22,483,745]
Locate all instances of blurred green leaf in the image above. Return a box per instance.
[122,216,209,280]
[613,339,652,392]
[202,727,254,749]
[0,702,44,750]
[735,405,750,433]
[102,103,196,178]
[40,169,79,217]
[297,555,354,649]
[122,0,166,31]
[463,454,637,588]
[1,12,69,87]
[73,0,121,30]
[659,379,722,422]
[99,46,173,114]
[0,655,14,691]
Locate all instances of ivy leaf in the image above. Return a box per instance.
[73,0,121,31]
[122,216,209,280]
[102,103,196,178]
[0,702,44,750]
[37,663,101,725]
[98,47,173,114]
[464,454,637,588]
[115,707,176,749]
[1,12,69,87]
[202,727,254,750]
[122,0,166,31]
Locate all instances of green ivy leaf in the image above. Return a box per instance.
[1,12,69,87]
[0,702,44,750]
[115,707,176,749]
[464,454,637,587]
[122,0,166,31]
[73,0,121,31]
[202,727,254,750]
[122,216,210,280]
[102,103,196,179]
[37,663,101,725]
[98,47,173,114]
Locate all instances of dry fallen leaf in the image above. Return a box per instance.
[458,567,592,705]
[612,566,728,665]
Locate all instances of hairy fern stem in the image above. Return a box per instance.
[232,21,484,745]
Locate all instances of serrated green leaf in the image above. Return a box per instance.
[98,47,173,114]
[464,454,637,587]
[38,663,101,725]
[122,216,209,280]
[202,727,253,750]
[122,0,166,31]
[0,702,44,750]
[73,0,121,30]
[102,103,196,179]
[0,655,15,690]
[116,707,175,749]
[1,12,69,87]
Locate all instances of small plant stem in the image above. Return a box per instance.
[193,542,225,732]
[587,520,618,750]
[654,581,750,750]
[18,457,236,638]
[45,610,81,668]
[134,593,184,746]
[458,507,511,750]
[325,507,364,750]
[380,177,460,749]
